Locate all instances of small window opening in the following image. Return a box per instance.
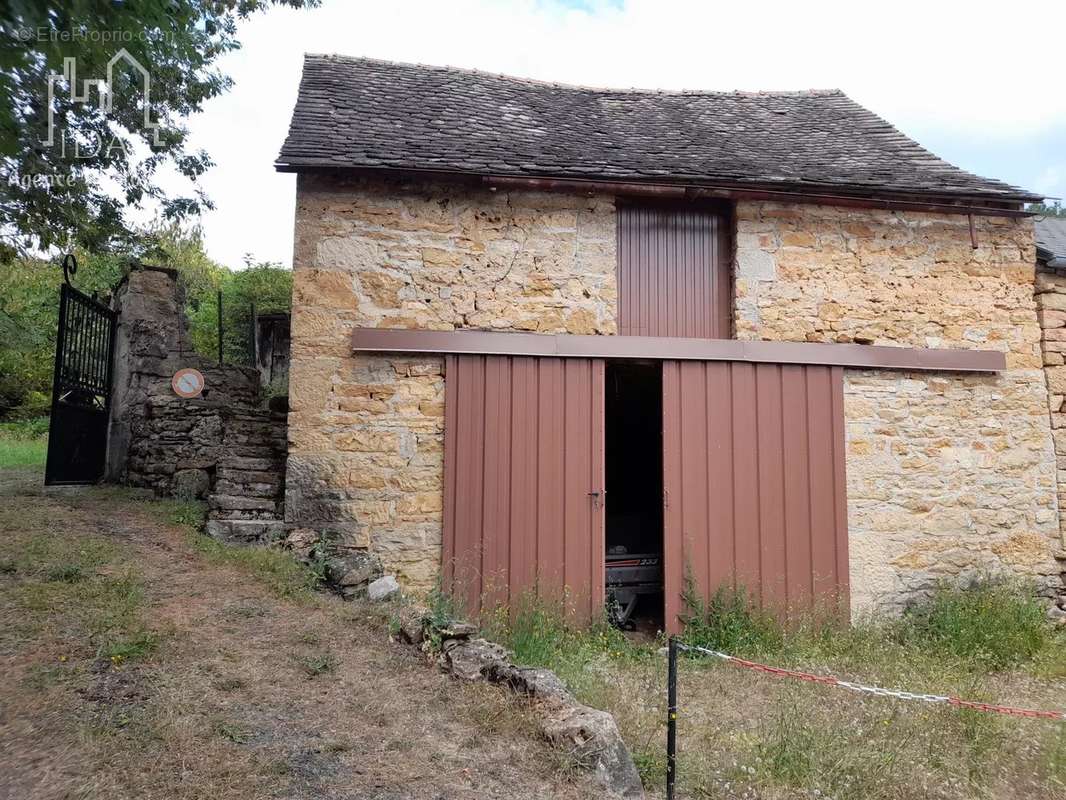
[605,360,664,635]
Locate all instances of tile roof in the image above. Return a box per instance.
[1036,217,1066,267]
[277,55,1039,204]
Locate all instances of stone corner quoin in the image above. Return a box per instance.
[283,171,1063,614]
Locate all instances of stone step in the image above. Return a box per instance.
[225,446,278,459]
[213,479,281,498]
[222,456,276,472]
[204,518,286,544]
[209,494,278,513]
[217,467,282,485]
[209,509,283,522]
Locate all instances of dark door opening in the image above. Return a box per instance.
[605,361,664,632]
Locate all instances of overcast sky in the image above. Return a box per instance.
[171,0,1066,269]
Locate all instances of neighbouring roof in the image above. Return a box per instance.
[277,55,1039,205]
[1036,217,1066,268]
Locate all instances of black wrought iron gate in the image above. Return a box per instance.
[44,281,117,485]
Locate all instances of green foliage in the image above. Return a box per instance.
[1029,201,1066,218]
[0,416,47,468]
[0,227,292,420]
[296,650,338,678]
[680,577,1056,677]
[680,582,784,656]
[0,0,317,258]
[102,630,160,662]
[894,577,1051,670]
[0,417,48,439]
[187,259,293,365]
[483,594,652,708]
[160,499,207,529]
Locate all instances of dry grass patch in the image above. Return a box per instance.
[0,469,600,799]
[484,587,1066,799]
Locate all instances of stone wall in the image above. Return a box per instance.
[1035,270,1066,548]
[288,176,1062,610]
[109,267,287,542]
[287,173,616,590]
[735,203,1061,612]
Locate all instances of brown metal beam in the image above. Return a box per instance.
[483,176,1030,218]
[272,164,1034,218]
[350,328,1006,373]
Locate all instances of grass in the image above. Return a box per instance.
[0,478,597,800]
[0,431,47,469]
[0,417,48,468]
[0,518,157,663]
[480,580,1066,800]
[296,650,338,678]
[188,531,321,602]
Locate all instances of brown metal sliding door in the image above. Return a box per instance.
[443,354,606,620]
[662,361,848,633]
[617,203,732,338]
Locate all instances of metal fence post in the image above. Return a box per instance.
[667,635,678,800]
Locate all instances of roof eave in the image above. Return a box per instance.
[274,161,1033,215]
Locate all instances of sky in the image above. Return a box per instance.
[168,0,1066,269]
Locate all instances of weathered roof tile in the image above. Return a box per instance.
[277,55,1038,203]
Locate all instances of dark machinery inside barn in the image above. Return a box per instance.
[605,361,665,630]
[606,548,663,629]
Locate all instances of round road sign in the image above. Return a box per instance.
[172,368,205,399]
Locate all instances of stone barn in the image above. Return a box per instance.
[276,55,1064,632]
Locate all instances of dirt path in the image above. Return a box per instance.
[0,470,596,800]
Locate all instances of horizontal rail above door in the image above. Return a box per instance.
[350,328,1005,373]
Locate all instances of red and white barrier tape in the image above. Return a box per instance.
[676,642,1066,721]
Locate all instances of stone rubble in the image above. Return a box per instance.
[367,575,400,601]
[395,610,644,800]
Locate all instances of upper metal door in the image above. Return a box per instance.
[661,360,849,633]
[45,283,116,485]
[617,203,733,338]
[443,354,606,620]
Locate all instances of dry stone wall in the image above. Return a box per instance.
[287,174,616,591]
[108,267,287,543]
[735,202,1061,613]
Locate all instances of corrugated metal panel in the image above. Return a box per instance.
[617,203,732,338]
[442,354,606,620]
[662,361,848,633]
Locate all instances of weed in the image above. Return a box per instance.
[0,417,48,469]
[102,630,160,663]
[680,582,783,657]
[421,577,462,650]
[894,576,1052,670]
[213,719,253,744]
[630,746,666,786]
[189,533,319,601]
[1044,724,1066,787]
[163,499,207,529]
[45,563,84,583]
[756,707,816,785]
[297,650,338,678]
[0,417,49,439]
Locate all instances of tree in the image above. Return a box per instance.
[0,0,316,260]
[1027,202,1066,218]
